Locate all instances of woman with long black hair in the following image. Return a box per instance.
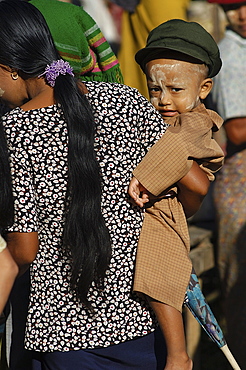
[0,1,209,368]
[0,0,167,367]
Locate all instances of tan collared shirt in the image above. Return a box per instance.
[133,104,224,312]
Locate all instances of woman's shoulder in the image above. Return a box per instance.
[83,81,160,118]
[2,105,63,141]
[3,105,60,125]
[84,80,145,101]
[2,107,26,128]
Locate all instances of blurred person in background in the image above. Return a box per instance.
[80,0,121,55]
[115,0,191,97]
[208,0,246,367]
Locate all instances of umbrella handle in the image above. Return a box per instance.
[220,344,241,369]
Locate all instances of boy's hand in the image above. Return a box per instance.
[128,176,150,207]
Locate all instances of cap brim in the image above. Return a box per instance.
[135,45,206,71]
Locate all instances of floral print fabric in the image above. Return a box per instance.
[3,81,167,352]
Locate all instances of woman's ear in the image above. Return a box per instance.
[199,78,213,100]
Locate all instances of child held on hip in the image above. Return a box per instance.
[128,19,224,370]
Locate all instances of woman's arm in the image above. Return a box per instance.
[6,231,39,276]
[177,161,210,218]
[224,117,246,145]
[0,247,18,313]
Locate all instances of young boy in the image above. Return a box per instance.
[128,19,225,369]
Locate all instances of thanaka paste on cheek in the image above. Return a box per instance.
[0,88,5,97]
[185,96,200,111]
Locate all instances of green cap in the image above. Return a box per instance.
[135,19,222,78]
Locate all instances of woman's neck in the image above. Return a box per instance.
[21,79,54,111]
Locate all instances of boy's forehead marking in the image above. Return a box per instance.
[150,63,178,71]
[147,61,201,83]
[147,58,200,71]
[148,64,182,84]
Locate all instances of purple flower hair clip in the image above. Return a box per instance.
[38,59,74,87]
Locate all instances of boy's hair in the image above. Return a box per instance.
[135,19,222,78]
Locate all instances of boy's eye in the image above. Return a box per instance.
[171,87,182,92]
[148,86,160,93]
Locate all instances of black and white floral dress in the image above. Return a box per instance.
[3,81,167,352]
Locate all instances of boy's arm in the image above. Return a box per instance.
[132,110,223,200]
[128,176,150,207]
[132,128,191,197]
[129,162,210,216]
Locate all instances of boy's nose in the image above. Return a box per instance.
[159,92,171,106]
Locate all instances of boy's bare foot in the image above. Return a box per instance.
[164,354,193,370]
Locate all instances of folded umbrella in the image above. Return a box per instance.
[184,268,241,370]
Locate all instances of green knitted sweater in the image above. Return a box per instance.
[30,0,124,83]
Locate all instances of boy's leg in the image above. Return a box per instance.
[148,298,193,370]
